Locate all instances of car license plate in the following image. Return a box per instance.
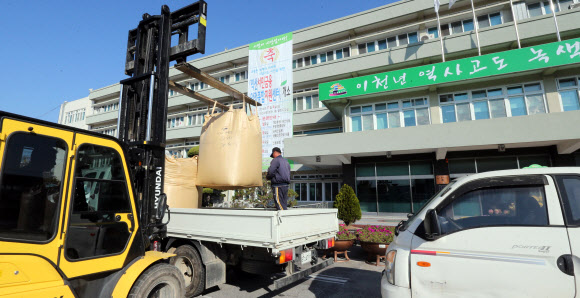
[301,251,311,264]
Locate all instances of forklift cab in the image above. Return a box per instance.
[0,114,144,295]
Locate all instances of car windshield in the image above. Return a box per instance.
[399,180,456,232]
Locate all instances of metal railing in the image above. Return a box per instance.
[293,202,332,209]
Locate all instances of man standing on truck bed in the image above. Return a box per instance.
[267,147,291,210]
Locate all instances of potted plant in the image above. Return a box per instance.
[357,225,395,264]
[334,224,356,251]
[320,224,356,261]
[333,184,362,226]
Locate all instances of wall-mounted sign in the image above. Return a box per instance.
[319,38,580,101]
[436,175,450,185]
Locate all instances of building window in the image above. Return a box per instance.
[448,155,551,178]
[235,71,246,82]
[429,11,502,38]
[292,175,342,202]
[187,113,205,126]
[293,47,350,70]
[293,90,321,111]
[355,161,435,213]
[428,27,439,38]
[439,82,547,123]
[294,127,342,136]
[94,103,119,115]
[219,75,230,84]
[358,32,419,55]
[526,0,570,17]
[450,18,475,34]
[557,77,580,112]
[349,98,430,132]
[190,81,206,90]
[167,116,185,128]
[63,108,86,124]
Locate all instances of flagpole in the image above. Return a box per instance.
[509,0,522,48]
[436,10,445,62]
[470,0,482,56]
[547,0,561,41]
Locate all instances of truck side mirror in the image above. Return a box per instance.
[156,193,168,221]
[423,209,441,240]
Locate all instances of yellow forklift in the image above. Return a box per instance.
[0,2,209,296]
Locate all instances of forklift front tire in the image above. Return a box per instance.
[128,263,185,298]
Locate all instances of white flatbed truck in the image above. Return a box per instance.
[162,207,339,296]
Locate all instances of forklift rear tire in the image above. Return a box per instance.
[128,263,185,298]
[170,244,206,297]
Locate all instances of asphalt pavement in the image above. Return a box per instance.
[200,243,384,298]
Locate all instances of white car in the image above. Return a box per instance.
[381,167,580,298]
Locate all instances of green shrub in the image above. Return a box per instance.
[187,146,200,157]
[202,188,214,194]
[287,189,299,207]
[333,184,362,226]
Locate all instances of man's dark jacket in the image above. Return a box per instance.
[267,155,291,186]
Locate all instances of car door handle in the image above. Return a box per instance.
[557,254,574,276]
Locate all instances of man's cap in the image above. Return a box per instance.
[270,147,282,158]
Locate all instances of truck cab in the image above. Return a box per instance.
[382,167,580,298]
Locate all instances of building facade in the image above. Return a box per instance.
[58,96,90,130]
[61,0,580,215]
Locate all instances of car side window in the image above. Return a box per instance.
[438,186,548,235]
[554,175,580,226]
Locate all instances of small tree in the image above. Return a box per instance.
[333,184,362,226]
[187,146,200,157]
[202,188,224,207]
[287,189,299,207]
[232,174,299,208]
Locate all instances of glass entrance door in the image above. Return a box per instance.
[355,161,436,213]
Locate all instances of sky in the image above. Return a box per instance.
[0,0,392,123]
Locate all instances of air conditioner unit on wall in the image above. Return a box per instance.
[420,33,436,41]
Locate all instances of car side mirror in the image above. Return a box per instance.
[156,193,167,221]
[423,209,441,240]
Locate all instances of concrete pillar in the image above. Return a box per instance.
[428,90,441,124]
[434,159,450,190]
[543,75,562,113]
[434,159,450,176]
[342,162,356,189]
[550,145,577,166]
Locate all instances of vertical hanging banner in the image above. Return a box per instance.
[247,32,293,170]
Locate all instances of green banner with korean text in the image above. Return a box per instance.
[319,38,580,101]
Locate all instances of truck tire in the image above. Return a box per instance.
[170,245,205,297]
[128,263,184,298]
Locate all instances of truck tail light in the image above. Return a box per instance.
[327,237,335,248]
[319,237,335,249]
[278,248,294,264]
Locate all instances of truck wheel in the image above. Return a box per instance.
[128,263,184,298]
[170,245,205,297]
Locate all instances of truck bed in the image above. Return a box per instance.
[167,208,338,254]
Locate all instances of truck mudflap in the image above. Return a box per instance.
[273,259,334,289]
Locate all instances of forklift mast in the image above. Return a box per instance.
[117,1,207,244]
